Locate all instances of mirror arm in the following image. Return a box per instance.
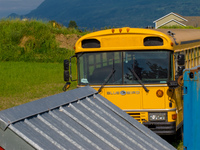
[167,80,179,89]
[62,82,71,92]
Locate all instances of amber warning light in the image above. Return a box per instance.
[126,28,130,32]
[156,89,164,97]
[112,28,130,33]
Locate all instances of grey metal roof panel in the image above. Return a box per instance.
[0,86,97,130]
[0,86,176,150]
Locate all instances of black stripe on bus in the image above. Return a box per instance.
[180,39,200,45]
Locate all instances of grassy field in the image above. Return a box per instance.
[0,19,80,111]
[0,61,77,111]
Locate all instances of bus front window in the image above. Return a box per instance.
[78,52,122,85]
[77,50,172,85]
[123,51,172,84]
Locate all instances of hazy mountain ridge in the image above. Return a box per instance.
[9,0,200,29]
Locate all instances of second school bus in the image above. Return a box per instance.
[64,27,200,135]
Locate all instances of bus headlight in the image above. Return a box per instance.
[149,113,167,121]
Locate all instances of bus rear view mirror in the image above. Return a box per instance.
[178,66,185,76]
[177,54,185,65]
[64,59,70,82]
[64,70,70,82]
[63,55,77,82]
[64,59,69,70]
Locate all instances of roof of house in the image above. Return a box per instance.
[153,12,188,23]
[181,16,200,27]
[0,86,176,150]
[154,12,200,28]
[154,29,200,44]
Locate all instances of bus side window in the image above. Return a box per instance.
[144,37,163,46]
[82,39,100,48]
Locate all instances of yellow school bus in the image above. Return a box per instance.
[64,27,200,135]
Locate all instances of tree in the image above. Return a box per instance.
[68,20,78,28]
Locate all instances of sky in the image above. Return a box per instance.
[0,0,44,19]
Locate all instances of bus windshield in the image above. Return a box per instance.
[77,50,173,85]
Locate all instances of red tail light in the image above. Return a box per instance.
[172,114,177,120]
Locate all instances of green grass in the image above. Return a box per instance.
[0,19,81,110]
[0,61,77,111]
[177,141,184,150]
[160,25,200,29]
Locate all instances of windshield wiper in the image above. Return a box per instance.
[98,59,116,93]
[128,67,149,93]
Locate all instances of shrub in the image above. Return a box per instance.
[0,19,83,62]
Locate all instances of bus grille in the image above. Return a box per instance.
[127,112,148,123]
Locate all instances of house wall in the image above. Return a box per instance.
[0,128,34,150]
[162,21,181,27]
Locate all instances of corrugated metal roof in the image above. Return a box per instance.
[0,86,175,150]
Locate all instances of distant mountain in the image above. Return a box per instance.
[8,13,21,18]
[9,0,200,29]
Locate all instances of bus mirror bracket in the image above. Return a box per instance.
[167,80,179,89]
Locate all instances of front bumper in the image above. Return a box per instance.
[143,121,176,135]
